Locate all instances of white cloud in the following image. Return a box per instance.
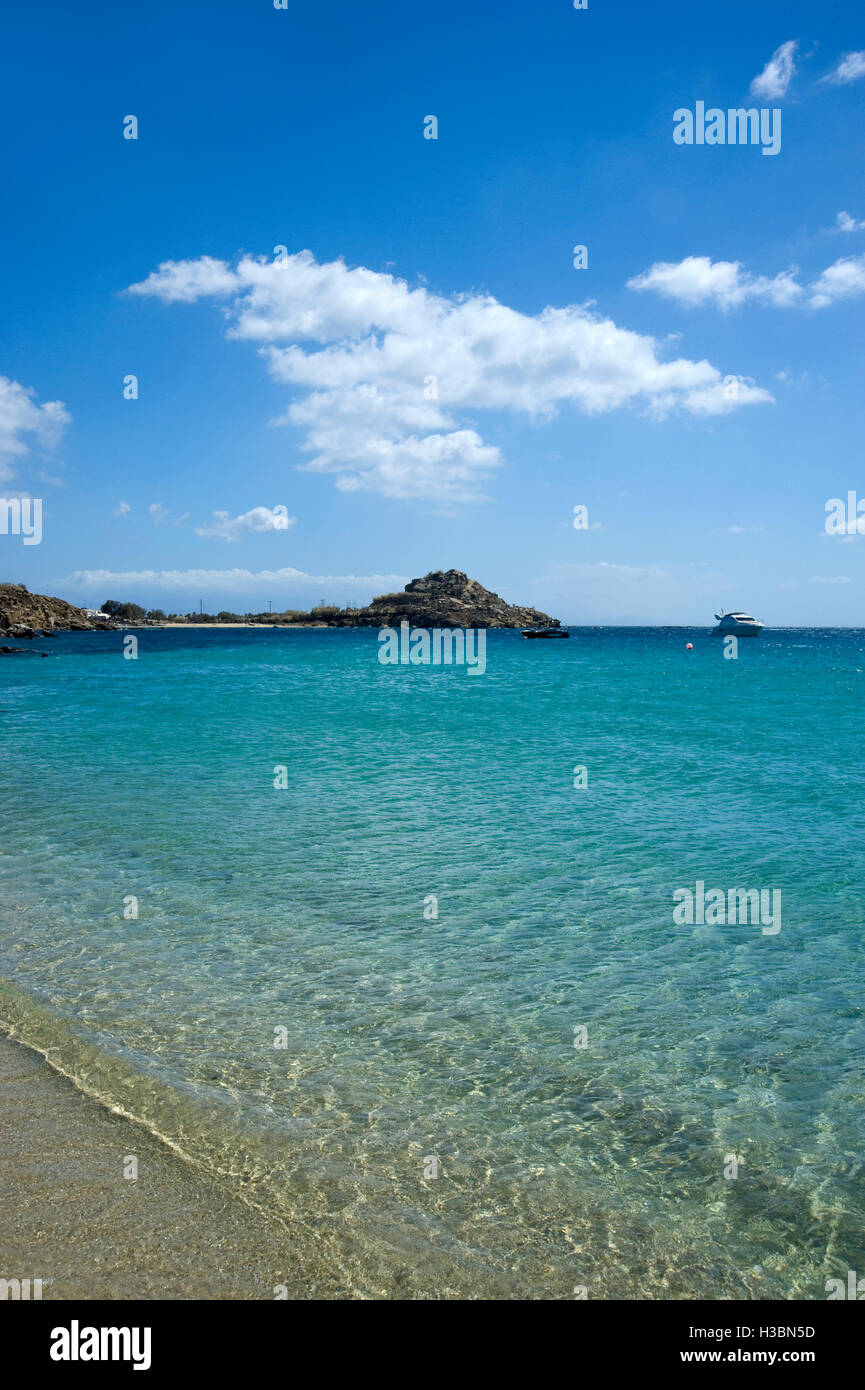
[592,561,670,579]
[127,255,238,303]
[750,40,799,100]
[629,252,865,312]
[0,375,70,482]
[113,500,131,516]
[809,253,865,307]
[64,566,407,594]
[822,51,865,85]
[834,211,865,233]
[149,502,190,527]
[126,250,772,504]
[195,505,296,540]
[627,257,803,310]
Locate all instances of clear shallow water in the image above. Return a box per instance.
[1,625,864,1298]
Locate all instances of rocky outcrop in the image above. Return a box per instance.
[330,570,558,629]
[0,584,94,633]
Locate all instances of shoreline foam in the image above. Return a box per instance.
[0,1025,342,1300]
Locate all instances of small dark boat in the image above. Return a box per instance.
[521,627,569,639]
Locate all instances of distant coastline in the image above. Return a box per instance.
[1,570,558,637]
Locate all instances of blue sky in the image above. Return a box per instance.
[1,0,863,622]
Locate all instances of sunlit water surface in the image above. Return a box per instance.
[1,626,863,1298]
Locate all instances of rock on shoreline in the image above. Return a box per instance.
[0,584,94,634]
[329,570,558,629]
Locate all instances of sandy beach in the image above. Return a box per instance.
[0,1030,322,1300]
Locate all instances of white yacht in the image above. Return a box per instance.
[712,609,764,637]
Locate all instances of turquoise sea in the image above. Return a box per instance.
[1,626,864,1298]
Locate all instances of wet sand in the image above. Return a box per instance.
[0,1031,329,1300]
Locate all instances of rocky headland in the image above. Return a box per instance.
[0,583,96,640]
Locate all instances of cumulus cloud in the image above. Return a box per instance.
[0,375,70,482]
[64,566,407,594]
[750,40,798,100]
[627,256,803,310]
[629,253,865,311]
[113,500,131,516]
[834,211,865,233]
[126,250,771,504]
[809,253,865,307]
[195,505,296,540]
[822,51,865,85]
[128,255,238,303]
